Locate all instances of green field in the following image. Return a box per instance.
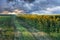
[0,14,60,40]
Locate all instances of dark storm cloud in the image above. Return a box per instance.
[0,0,60,14]
[24,0,35,3]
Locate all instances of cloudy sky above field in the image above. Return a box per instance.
[0,0,60,14]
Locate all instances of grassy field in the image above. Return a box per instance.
[0,15,15,40]
[0,14,60,40]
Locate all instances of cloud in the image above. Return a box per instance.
[31,6,60,14]
[31,10,52,15]
[0,0,60,14]
[46,6,60,14]
[22,0,60,13]
[47,6,60,11]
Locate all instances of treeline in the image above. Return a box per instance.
[17,14,60,33]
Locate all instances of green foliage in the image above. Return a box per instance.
[0,14,60,40]
[17,15,60,33]
[0,16,14,40]
[50,32,60,40]
[17,14,60,40]
[22,32,35,40]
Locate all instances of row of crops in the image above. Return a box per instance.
[14,20,36,40]
[0,15,15,40]
[0,14,60,40]
[14,20,51,40]
[0,15,38,40]
[17,14,60,33]
[17,14,60,40]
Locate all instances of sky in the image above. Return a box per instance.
[0,0,60,14]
